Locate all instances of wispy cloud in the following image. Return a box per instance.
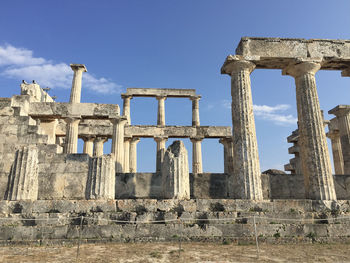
[221,100,297,126]
[0,44,121,94]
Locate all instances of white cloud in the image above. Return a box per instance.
[0,44,121,94]
[253,104,297,126]
[222,100,297,126]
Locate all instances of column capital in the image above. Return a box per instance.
[130,137,140,144]
[341,68,350,77]
[190,136,204,143]
[65,117,81,124]
[95,136,108,143]
[190,95,201,101]
[154,136,168,142]
[110,116,128,125]
[156,95,167,101]
[70,64,87,72]
[282,59,322,78]
[81,135,96,142]
[124,136,132,142]
[121,94,133,100]
[329,105,350,117]
[221,55,256,75]
[326,130,340,140]
[219,136,233,144]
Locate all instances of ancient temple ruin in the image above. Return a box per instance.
[0,37,350,243]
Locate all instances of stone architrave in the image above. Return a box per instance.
[82,136,95,156]
[129,137,140,173]
[283,60,336,200]
[327,117,344,175]
[86,154,115,200]
[221,55,263,200]
[111,117,127,173]
[93,136,107,157]
[64,117,80,154]
[69,64,87,103]
[190,96,201,126]
[154,136,168,173]
[161,140,190,199]
[156,96,166,126]
[124,137,132,172]
[122,95,132,124]
[6,146,39,201]
[329,105,350,175]
[190,136,203,174]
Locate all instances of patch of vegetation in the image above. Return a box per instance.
[306,232,317,242]
[149,251,162,259]
[235,218,247,224]
[273,232,281,238]
[249,206,263,212]
[135,205,147,216]
[170,204,184,217]
[222,239,231,245]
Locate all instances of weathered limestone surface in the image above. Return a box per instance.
[82,136,94,156]
[123,88,197,98]
[63,117,80,154]
[156,96,166,126]
[191,96,201,126]
[129,137,140,173]
[284,61,336,200]
[284,129,302,175]
[5,146,39,201]
[20,82,54,102]
[329,105,350,175]
[69,64,87,103]
[327,117,344,175]
[122,95,132,124]
[162,141,190,199]
[93,136,107,157]
[111,118,127,173]
[191,137,203,174]
[155,136,168,173]
[86,155,115,200]
[219,137,234,175]
[222,56,263,200]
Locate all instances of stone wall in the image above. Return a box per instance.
[0,199,350,243]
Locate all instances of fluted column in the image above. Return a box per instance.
[329,105,350,174]
[327,130,344,175]
[64,117,80,154]
[221,56,262,200]
[154,136,168,173]
[283,60,336,200]
[190,137,203,174]
[93,136,107,157]
[111,118,127,173]
[122,95,132,124]
[190,96,201,126]
[156,96,166,126]
[82,136,95,156]
[219,137,234,175]
[69,64,87,103]
[129,137,140,173]
[123,137,132,172]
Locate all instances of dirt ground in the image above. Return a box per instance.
[1,242,350,263]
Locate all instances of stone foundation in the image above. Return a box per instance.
[0,199,350,243]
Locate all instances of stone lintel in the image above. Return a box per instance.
[227,37,350,71]
[70,64,87,72]
[341,68,350,77]
[329,105,350,116]
[123,88,198,98]
[282,58,322,76]
[29,102,120,119]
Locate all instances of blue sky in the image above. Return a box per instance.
[0,0,349,172]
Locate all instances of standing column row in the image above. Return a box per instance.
[329,105,350,175]
[283,60,336,200]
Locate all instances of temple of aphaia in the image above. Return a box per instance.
[0,37,350,243]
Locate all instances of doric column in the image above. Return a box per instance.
[219,137,234,175]
[327,130,344,175]
[221,55,262,200]
[156,96,166,126]
[190,137,203,174]
[69,64,87,103]
[154,136,168,173]
[129,137,140,173]
[329,105,350,174]
[111,117,127,173]
[82,136,95,156]
[190,96,201,126]
[283,60,336,200]
[122,95,132,124]
[63,117,80,154]
[123,137,132,172]
[93,136,107,157]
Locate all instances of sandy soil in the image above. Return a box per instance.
[1,242,350,263]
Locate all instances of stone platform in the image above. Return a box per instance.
[0,199,350,244]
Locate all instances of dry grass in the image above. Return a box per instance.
[1,242,350,262]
